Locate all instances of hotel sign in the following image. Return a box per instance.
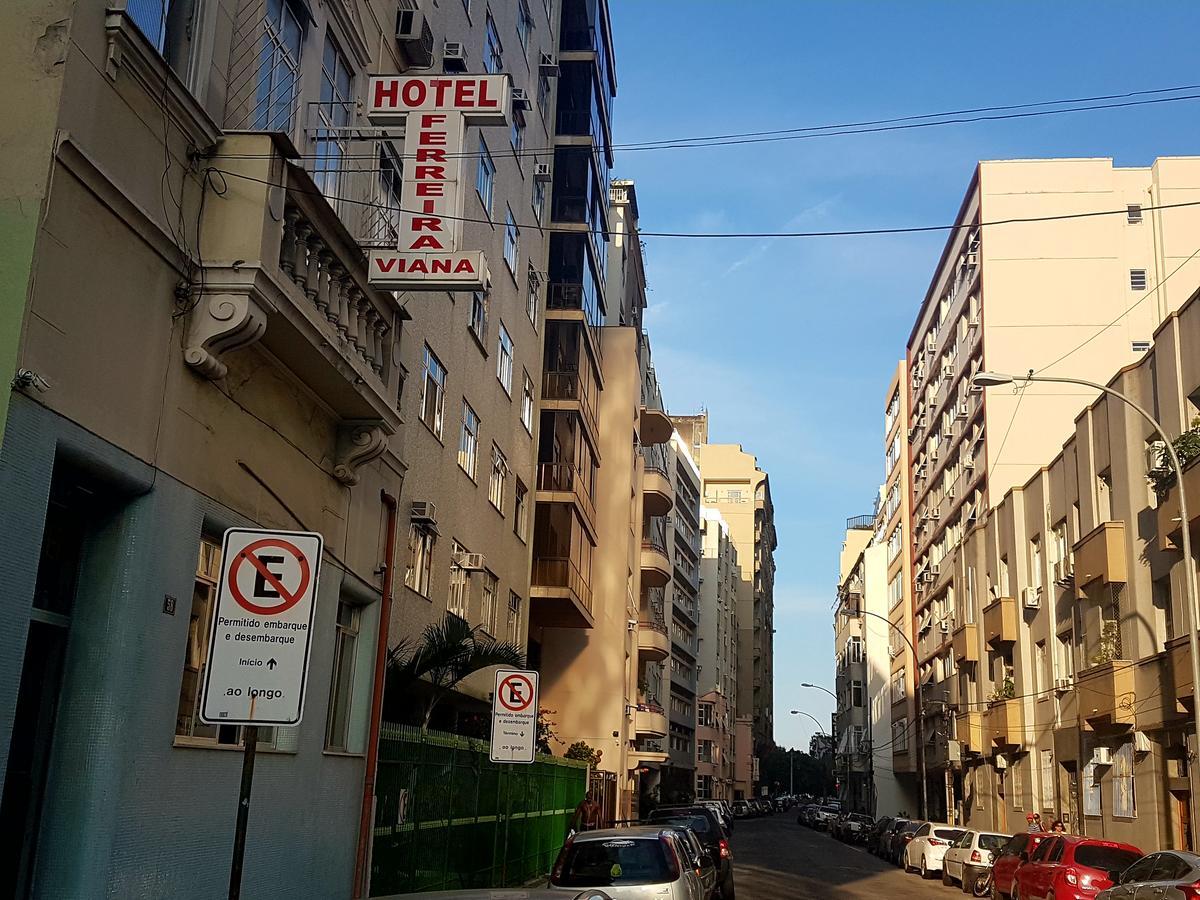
[366,76,511,292]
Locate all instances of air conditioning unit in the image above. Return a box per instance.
[942,364,954,380]
[1053,559,1074,586]
[1146,440,1167,474]
[995,753,1008,770]
[957,402,969,420]
[539,52,560,76]
[916,465,927,480]
[929,447,940,462]
[966,251,979,266]
[533,162,552,181]
[925,337,937,356]
[1133,731,1152,754]
[946,485,956,499]
[916,415,928,429]
[410,500,438,524]
[442,41,468,72]
[940,621,950,634]
[968,313,980,328]
[930,563,941,576]
[1092,746,1114,767]
[963,457,975,471]
[969,381,983,394]
[1022,587,1041,608]
[888,645,901,659]
[454,551,486,571]
[511,87,532,110]
[1054,676,1073,691]
[923,571,936,584]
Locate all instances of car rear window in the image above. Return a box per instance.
[1075,845,1142,875]
[652,815,712,835]
[936,829,966,842]
[556,838,676,887]
[980,834,1010,852]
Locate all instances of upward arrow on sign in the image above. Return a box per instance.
[267,658,277,670]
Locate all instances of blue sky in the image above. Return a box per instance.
[607,1,1200,754]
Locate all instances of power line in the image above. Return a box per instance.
[206,168,1200,241]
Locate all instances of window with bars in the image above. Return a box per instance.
[1130,269,1148,291]
[313,36,354,198]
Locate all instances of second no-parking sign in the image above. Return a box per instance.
[200,528,323,727]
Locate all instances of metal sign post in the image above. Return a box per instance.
[199,528,323,900]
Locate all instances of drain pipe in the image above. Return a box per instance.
[353,490,399,899]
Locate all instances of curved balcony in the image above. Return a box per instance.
[637,620,670,661]
[635,705,668,739]
[640,407,673,446]
[640,538,672,588]
[642,466,674,517]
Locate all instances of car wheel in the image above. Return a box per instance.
[943,867,954,887]
[904,851,914,874]
[921,856,931,879]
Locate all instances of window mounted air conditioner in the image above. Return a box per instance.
[1146,440,1167,474]
[966,251,979,266]
[410,500,438,524]
[942,364,954,380]
[1022,587,1041,609]
[930,563,941,576]
[940,621,950,634]
[1092,746,1114,766]
[968,313,980,328]
[396,0,428,41]
[1133,731,1151,754]
[511,88,532,110]
[533,162,552,181]
[539,53,560,76]
[442,41,468,72]
[963,457,975,470]
[1054,676,1073,691]
[454,552,486,571]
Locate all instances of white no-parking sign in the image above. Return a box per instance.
[199,528,323,727]
[489,669,539,764]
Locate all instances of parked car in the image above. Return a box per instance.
[865,816,895,855]
[812,804,842,831]
[754,799,772,816]
[903,822,966,878]
[890,820,924,865]
[837,813,876,844]
[408,893,613,900]
[1097,850,1200,900]
[731,800,751,819]
[992,832,1050,900]
[656,825,720,900]
[698,801,733,833]
[796,804,818,827]
[941,830,1009,891]
[644,806,734,900]
[875,818,908,858]
[1014,835,1142,900]
[549,826,708,900]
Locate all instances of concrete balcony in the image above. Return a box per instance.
[191,135,403,484]
[1157,458,1200,550]
[642,465,675,517]
[536,463,598,539]
[1073,521,1128,598]
[640,537,672,589]
[1076,660,1136,730]
[530,557,594,629]
[629,746,670,769]
[956,711,985,755]
[986,699,1023,748]
[983,596,1017,646]
[635,705,669,739]
[952,622,979,664]
[640,407,673,446]
[637,619,670,662]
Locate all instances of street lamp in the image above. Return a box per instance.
[799,683,849,807]
[800,682,837,700]
[973,370,1200,770]
[790,710,831,797]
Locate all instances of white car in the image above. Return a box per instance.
[941,830,1010,890]
[903,822,967,878]
[549,826,711,900]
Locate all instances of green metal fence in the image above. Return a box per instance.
[370,723,589,895]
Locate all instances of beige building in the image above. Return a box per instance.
[835,524,874,811]
[944,282,1200,851]
[676,415,777,770]
[698,507,741,800]
[906,157,1200,817]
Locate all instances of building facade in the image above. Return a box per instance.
[698,507,741,800]
[905,157,1200,818]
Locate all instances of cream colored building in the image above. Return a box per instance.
[944,282,1200,851]
[676,414,777,772]
[906,157,1200,818]
[699,507,741,800]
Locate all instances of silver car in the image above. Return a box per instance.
[548,826,709,900]
[1098,850,1200,900]
[400,892,613,899]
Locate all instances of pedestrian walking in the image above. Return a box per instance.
[570,792,602,835]
[1025,812,1044,832]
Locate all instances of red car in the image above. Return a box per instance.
[1012,835,1142,900]
[993,832,1049,900]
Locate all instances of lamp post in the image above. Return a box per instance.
[799,682,850,808]
[791,709,832,796]
[973,370,1200,782]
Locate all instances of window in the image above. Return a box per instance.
[506,592,522,644]
[1030,538,1043,591]
[504,207,520,272]
[420,345,447,437]
[476,137,496,215]
[368,146,403,245]
[1011,753,1024,808]
[448,541,470,619]
[480,571,499,633]
[847,636,863,664]
[514,479,529,540]
[696,774,714,800]
[314,36,353,197]
[483,13,503,73]
[892,669,907,702]
[1084,761,1101,817]
[850,680,865,708]
[253,0,303,132]
[999,555,1010,596]
[458,402,480,478]
[1035,640,1047,696]
[1113,742,1136,818]
[521,371,535,432]
[511,114,525,155]
[516,0,534,49]
[1098,470,1114,523]
[469,291,488,342]
[526,265,540,324]
[536,75,550,120]
[326,600,361,751]
[892,718,909,752]
[497,324,514,393]
[489,444,508,511]
[1127,204,1143,224]
[698,740,715,763]
[1130,269,1148,291]
[888,572,903,609]
[698,702,715,728]
[405,525,436,596]
[532,178,546,224]
[1040,749,1054,811]
[1057,633,1075,681]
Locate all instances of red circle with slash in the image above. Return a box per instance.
[229,538,312,616]
[498,673,535,712]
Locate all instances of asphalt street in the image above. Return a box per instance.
[732,814,965,900]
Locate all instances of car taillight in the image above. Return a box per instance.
[929,838,946,846]
[1182,881,1200,900]
[719,838,732,860]
[660,836,681,881]
[550,836,573,883]
[971,850,982,863]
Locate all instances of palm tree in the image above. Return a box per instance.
[385,614,525,732]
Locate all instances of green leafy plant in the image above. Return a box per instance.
[537,707,561,754]
[1148,417,1200,499]
[564,740,603,768]
[1091,620,1121,666]
[987,676,1015,704]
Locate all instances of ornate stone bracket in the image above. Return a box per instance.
[184,292,268,380]
[333,420,390,485]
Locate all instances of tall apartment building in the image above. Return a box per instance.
[698,508,741,801]
[676,414,777,761]
[945,283,1200,850]
[660,430,702,801]
[834,523,874,811]
[881,364,921,800]
[0,0,571,893]
[906,157,1200,817]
